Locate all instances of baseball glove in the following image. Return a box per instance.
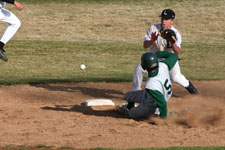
[159,29,177,43]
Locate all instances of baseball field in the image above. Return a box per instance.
[0,0,224,149]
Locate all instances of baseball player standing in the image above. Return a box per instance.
[0,0,23,61]
[119,51,178,119]
[132,9,198,94]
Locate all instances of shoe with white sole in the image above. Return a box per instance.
[117,103,129,116]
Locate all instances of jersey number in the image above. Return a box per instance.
[164,79,172,95]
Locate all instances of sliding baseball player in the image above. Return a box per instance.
[119,51,178,119]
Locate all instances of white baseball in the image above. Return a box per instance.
[80,64,86,70]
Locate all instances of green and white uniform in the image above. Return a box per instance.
[125,51,178,119]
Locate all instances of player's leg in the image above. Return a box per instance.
[0,8,21,44]
[170,61,189,87]
[119,90,157,119]
[128,97,157,120]
[0,8,21,61]
[120,90,145,110]
[124,90,145,103]
[132,63,148,91]
[170,61,198,94]
[118,90,145,115]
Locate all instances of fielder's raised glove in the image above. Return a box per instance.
[159,29,177,43]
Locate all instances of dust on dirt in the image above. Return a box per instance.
[0,81,225,149]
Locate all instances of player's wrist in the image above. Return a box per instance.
[150,38,156,43]
[14,1,23,10]
[172,44,181,54]
[143,40,152,48]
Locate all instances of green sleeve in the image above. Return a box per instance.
[155,51,178,71]
[146,89,167,119]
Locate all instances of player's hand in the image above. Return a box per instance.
[150,32,158,42]
[14,1,24,11]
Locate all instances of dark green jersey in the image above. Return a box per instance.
[156,51,178,71]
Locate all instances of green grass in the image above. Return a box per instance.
[0,40,142,84]
[4,0,224,44]
[1,1,225,84]
[0,40,224,85]
[180,43,225,80]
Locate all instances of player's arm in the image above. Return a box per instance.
[156,51,178,71]
[146,89,167,119]
[143,25,158,49]
[172,43,181,54]
[2,0,23,10]
[172,30,182,54]
[143,32,158,49]
[2,0,14,4]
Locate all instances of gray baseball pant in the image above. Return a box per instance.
[124,90,157,120]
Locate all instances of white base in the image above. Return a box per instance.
[83,99,115,106]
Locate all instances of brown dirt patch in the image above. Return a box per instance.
[0,81,225,149]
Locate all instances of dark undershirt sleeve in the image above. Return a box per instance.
[2,0,15,4]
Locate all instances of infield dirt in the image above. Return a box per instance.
[0,81,225,149]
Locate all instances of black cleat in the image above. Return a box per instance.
[0,49,8,62]
[117,103,129,116]
[186,81,198,94]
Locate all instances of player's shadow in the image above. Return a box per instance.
[31,84,124,99]
[42,104,127,119]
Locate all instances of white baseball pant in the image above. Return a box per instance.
[132,61,189,91]
[0,8,21,44]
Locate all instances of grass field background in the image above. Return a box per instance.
[0,1,224,150]
[0,0,224,84]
